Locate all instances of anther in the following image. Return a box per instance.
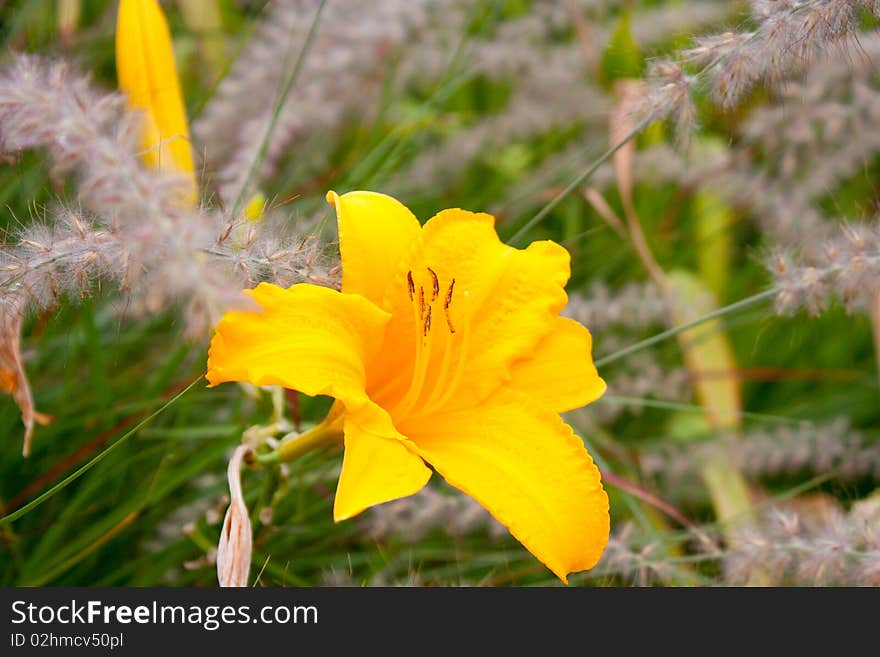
[444,278,455,309]
[418,287,426,320]
[427,267,439,300]
[444,278,456,334]
[407,271,415,301]
[423,305,432,336]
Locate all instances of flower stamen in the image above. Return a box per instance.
[424,304,432,336]
[444,278,456,334]
[414,277,468,418]
[393,271,434,418]
[427,267,439,301]
[398,269,465,419]
[406,270,415,301]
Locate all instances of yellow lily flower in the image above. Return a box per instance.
[116,0,196,189]
[206,191,609,582]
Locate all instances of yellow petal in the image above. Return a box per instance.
[510,317,606,413]
[116,0,196,184]
[207,283,390,411]
[403,388,609,583]
[334,401,432,521]
[416,209,571,404]
[326,190,422,307]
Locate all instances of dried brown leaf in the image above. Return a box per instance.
[1,294,50,456]
[217,445,253,587]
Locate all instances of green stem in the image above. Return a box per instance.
[594,288,776,368]
[230,0,328,217]
[0,376,203,526]
[257,411,344,464]
[507,118,650,247]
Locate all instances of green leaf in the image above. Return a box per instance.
[599,7,643,89]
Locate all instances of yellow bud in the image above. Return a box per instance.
[116,0,196,195]
[244,192,267,223]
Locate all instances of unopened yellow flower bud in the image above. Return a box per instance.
[244,192,267,223]
[116,0,196,194]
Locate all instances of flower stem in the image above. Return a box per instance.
[256,407,344,464]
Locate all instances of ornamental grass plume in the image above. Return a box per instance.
[207,191,610,582]
[640,419,880,486]
[725,498,880,586]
